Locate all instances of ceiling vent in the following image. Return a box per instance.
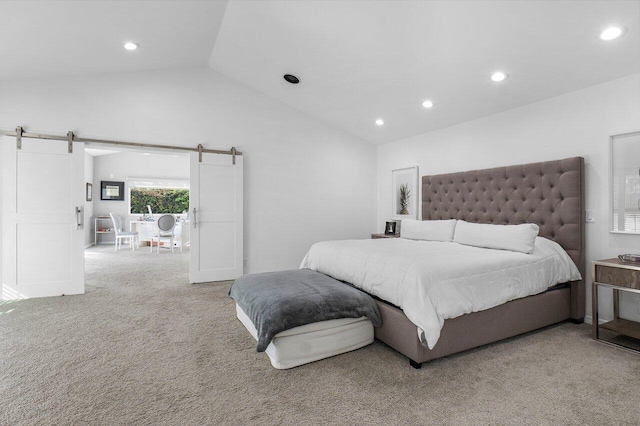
[283,74,300,84]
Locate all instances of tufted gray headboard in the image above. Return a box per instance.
[421,157,585,319]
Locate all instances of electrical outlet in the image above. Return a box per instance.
[585,210,595,223]
[243,258,248,267]
[637,300,640,315]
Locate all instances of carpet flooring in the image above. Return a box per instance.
[1,244,639,425]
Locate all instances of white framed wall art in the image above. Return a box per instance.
[391,166,418,220]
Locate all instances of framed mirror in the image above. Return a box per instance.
[611,130,640,234]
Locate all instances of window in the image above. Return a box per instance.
[611,131,640,233]
[130,187,189,214]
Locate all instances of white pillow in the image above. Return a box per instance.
[400,219,457,242]
[453,220,540,254]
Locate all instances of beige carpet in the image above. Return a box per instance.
[1,245,639,425]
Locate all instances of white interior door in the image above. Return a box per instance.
[2,136,85,299]
[189,152,243,283]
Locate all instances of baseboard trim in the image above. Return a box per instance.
[584,315,610,325]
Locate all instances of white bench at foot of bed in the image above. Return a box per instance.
[235,304,374,369]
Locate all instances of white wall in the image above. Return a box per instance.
[84,152,94,247]
[0,139,3,288]
[377,73,640,324]
[0,67,377,273]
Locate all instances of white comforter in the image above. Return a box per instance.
[300,237,581,349]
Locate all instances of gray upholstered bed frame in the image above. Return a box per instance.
[374,157,585,368]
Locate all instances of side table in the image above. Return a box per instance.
[592,258,640,352]
[371,233,400,239]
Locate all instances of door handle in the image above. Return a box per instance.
[193,208,197,228]
[75,206,83,230]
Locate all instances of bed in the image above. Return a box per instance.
[307,157,585,368]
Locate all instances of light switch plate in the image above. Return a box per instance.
[586,210,595,223]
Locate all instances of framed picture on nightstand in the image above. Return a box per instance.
[392,166,418,219]
[385,221,397,235]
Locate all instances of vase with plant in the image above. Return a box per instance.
[399,183,411,215]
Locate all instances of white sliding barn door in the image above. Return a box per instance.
[189,152,243,283]
[2,136,85,299]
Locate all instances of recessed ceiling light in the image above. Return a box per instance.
[124,42,139,51]
[142,152,151,156]
[375,119,384,126]
[422,100,434,108]
[491,71,508,82]
[600,26,627,41]
[283,74,300,84]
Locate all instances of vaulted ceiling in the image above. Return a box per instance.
[1,0,638,145]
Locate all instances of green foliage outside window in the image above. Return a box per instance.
[130,188,189,214]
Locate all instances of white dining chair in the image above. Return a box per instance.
[150,214,177,254]
[109,213,138,251]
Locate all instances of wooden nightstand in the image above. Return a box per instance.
[592,258,640,351]
[371,233,400,239]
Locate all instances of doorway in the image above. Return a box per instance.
[83,146,191,290]
[1,131,244,300]
[83,143,244,286]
